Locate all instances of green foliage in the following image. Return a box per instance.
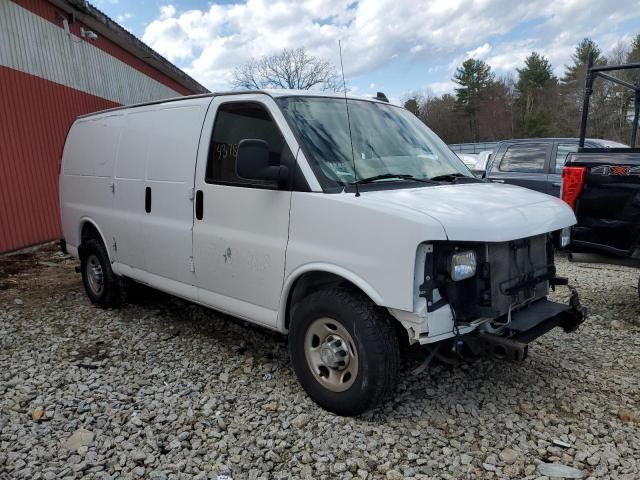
[453,59,495,115]
[522,111,554,137]
[562,38,604,84]
[630,34,640,60]
[626,34,640,84]
[517,52,555,92]
[416,35,640,144]
[452,59,495,141]
[514,52,558,138]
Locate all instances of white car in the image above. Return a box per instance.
[456,153,478,169]
[474,150,493,173]
[59,90,586,415]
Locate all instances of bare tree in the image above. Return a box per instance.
[232,47,339,91]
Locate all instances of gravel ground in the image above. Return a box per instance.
[1,246,639,480]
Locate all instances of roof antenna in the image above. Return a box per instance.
[339,40,359,197]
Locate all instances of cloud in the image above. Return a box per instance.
[427,80,457,96]
[160,5,176,20]
[467,43,492,59]
[140,0,640,92]
[116,12,133,23]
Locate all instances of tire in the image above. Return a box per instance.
[288,288,400,416]
[80,238,122,308]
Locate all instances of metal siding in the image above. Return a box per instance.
[0,66,119,252]
[0,0,183,105]
[0,0,202,252]
[12,0,196,95]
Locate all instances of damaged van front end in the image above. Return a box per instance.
[390,234,586,360]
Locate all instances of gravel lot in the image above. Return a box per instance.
[1,246,639,480]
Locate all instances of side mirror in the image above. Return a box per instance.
[236,139,289,187]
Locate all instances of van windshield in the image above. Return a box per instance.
[276,96,470,189]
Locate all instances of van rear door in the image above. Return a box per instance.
[60,114,121,257]
[192,95,295,327]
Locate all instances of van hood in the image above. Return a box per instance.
[358,182,576,242]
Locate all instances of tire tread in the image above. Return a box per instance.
[80,238,122,309]
[289,287,400,415]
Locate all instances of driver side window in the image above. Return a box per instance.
[205,102,287,186]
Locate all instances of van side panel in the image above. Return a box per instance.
[112,110,150,272]
[112,101,208,288]
[142,104,206,285]
[60,114,123,257]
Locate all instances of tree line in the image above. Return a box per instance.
[231,37,639,145]
[404,35,640,144]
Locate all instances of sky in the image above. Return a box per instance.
[93,0,640,103]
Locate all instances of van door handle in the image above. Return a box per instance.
[491,179,504,183]
[195,190,203,220]
[552,182,561,187]
[145,186,151,213]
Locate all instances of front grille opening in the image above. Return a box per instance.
[427,235,553,322]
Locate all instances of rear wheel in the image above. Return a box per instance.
[80,239,122,308]
[288,288,400,416]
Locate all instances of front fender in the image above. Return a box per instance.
[277,263,385,331]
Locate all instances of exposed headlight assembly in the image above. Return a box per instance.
[449,250,477,281]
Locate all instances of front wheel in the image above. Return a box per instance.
[288,288,400,416]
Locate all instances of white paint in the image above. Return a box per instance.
[60,91,576,344]
[0,0,181,104]
[347,182,576,242]
[192,95,295,324]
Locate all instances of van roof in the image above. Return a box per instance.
[76,89,393,120]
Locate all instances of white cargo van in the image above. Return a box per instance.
[60,91,586,415]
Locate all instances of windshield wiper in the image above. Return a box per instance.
[430,172,467,181]
[353,173,436,185]
[429,172,480,183]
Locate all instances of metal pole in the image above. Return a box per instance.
[632,85,640,148]
[578,53,594,150]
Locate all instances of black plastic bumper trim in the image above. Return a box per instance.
[508,299,570,333]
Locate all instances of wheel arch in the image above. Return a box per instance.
[77,218,112,262]
[278,264,385,332]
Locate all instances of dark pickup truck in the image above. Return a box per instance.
[563,150,640,257]
[484,138,627,197]
[562,59,640,293]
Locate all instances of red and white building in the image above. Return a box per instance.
[0,0,208,253]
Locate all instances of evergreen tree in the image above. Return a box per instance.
[517,52,554,91]
[626,34,640,84]
[515,52,558,137]
[560,38,606,137]
[453,59,495,141]
[562,38,603,84]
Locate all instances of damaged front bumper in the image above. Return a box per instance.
[389,282,587,358]
[464,285,587,361]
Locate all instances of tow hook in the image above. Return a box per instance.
[560,285,587,332]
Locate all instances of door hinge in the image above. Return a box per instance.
[109,182,115,193]
[112,237,117,252]
[189,256,195,272]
